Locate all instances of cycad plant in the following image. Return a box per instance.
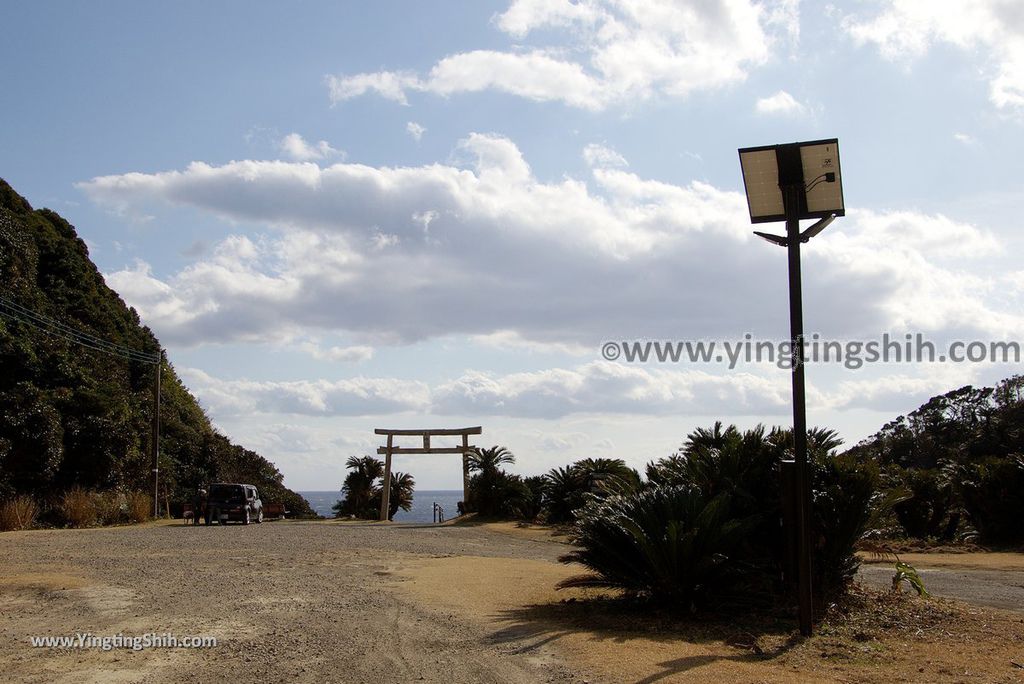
[559,485,760,609]
[542,458,640,524]
[563,423,879,607]
[543,465,585,523]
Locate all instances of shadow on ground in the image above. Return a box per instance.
[486,596,804,683]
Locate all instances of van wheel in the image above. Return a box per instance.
[256,510,263,524]
[243,511,250,525]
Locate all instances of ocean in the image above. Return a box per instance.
[298,490,464,523]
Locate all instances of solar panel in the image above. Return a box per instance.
[738,139,844,224]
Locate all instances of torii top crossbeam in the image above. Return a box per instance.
[374,426,482,521]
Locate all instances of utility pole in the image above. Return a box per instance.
[152,352,161,518]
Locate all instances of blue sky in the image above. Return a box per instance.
[3,1,1023,490]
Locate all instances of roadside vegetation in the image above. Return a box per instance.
[450,376,1024,613]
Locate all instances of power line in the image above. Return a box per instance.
[0,295,160,364]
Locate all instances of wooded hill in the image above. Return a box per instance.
[846,376,1024,544]
[0,178,313,518]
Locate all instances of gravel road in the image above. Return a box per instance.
[3,520,1022,684]
[0,520,575,684]
[857,564,1024,613]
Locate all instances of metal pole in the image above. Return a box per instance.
[152,352,161,518]
[784,185,814,636]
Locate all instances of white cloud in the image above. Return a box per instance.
[327,0,794,110]
[953,132,977,145]
[406,121,426,141]
[178,360,974,421]
[326,71,417,105]
[299,341,375,363]
[433,362,791,418]
[469,330,589,356]
[84,135,1021,352]
[535,432,590,451]
[754,90,805,115]
[279,133,344,162]
[582,143,628,168]
[180,368,429,417]
[179,362,792,419]
[844,0,1024,115]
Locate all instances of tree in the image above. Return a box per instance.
[0,178,314,519]
[467,446,515,473]
[466,446,515,516]
[333,458,416,521]
[845,376,1024,543]
[383,471,415,521]
[333,456,384,519]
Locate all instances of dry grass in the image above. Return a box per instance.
[0,495,38,531]
[51,489,152,527]
[60,487,97,528]
[126,491,151,523]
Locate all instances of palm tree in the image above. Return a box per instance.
[384,471,415,521]
[466,446,516,516]
[467,446,515,473]
[333,455,384,518]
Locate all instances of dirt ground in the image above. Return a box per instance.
[2,519,1023,683]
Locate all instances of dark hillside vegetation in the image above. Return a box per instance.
[0,179,312,523]
[846,377,1024,545]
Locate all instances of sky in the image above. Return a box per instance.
[2,0,1024,491]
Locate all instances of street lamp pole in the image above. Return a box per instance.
[739,138,845,637]
[783,183,814,636]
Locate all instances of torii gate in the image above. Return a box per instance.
[374,426,482,521]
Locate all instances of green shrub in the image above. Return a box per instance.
[541,466,585,523]
[811,452,879,596]
[467,470,532,518]
[93,491,124,525]
[561,424,879,609]
[542,458,641,524]
[0,495,38,531]
[559,485,759,608]
[955,456,1024,544]
[519,476,545,521]
[466,446,521,517]
[888,466,959,540]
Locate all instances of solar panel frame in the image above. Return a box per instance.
[738,138,845,224]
